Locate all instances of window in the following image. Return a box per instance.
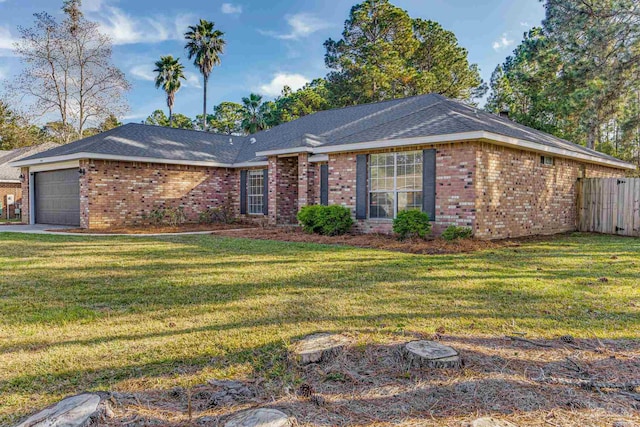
[541,156,554,166]
[369,151,423,219]
[247,170,264,214]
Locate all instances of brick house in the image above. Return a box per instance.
[0,143,58,221]
[12,94,634,239]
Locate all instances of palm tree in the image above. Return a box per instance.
[153,56,186,127]
[184,19,226,131]
[241,93,267,134]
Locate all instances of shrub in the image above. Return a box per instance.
[297,205,354,236]
[442,225,473,241]
[146,208,166,226]
[166,207,186,227]
[393,209,431,240]
[199,207,235,225]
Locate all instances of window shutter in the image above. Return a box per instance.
[356,154,367,219]
[240,170,247,215]
[422,149,436,221]
[262,169,269,215]
[320,164,329,206]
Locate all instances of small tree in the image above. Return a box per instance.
[12,0,130,143]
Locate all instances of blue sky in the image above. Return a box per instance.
[0,0,545,124]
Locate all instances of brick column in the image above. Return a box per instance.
[20,167,30,224]
[267,156,278,225]
[79,160,90,229]
[297,153,316,208]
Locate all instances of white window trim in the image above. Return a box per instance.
[247,170,265,215]
[368,151,422,220]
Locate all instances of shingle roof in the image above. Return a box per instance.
[16,125,243,165]
[15,94,633,168]
[0,143,59,181]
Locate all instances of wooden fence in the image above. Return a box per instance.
[577,178,640,236]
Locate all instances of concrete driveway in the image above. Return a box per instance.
[0,224,69,234]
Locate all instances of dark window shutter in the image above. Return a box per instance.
[262,169,269,215]
[422,149,436,221]
[240,170,247,215]
[320,164,329,206]
[356,154,367,219]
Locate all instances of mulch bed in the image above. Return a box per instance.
[213,227,553,255]
[102,334,640,427]
[52,223,254,235]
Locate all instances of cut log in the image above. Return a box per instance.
[224,408,292,427]
[292,333,350,365]
[403,340,462,369]
[15,393,101,427]
[471,417,518,427]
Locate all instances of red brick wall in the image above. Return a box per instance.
[474,143,624,239]
[83,160,236,229]
[0,182,22,220]
[267,156,298,225]
[327,143,477,234]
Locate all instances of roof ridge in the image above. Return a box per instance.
[131,123,248,141]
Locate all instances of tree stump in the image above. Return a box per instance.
[403,340,462,369]
[471,417,518,427]
[292,333,350,365]
[224,408,292,427]
[15,393,101,427]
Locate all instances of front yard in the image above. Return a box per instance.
[0,232,638,426]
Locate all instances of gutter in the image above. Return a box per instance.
[11,152,268,169]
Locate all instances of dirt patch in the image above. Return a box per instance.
[98,335,640,426]
[52,223,254,235]
[213,227,560,255]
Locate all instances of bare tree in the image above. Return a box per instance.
[11,1,130,143]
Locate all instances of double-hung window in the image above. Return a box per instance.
[247,170,264,214]
[369,151,423,219]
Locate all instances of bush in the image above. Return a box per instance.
[393,209,431,240]
[442,225,473,241]
[297,205,354,236]
[199,207,235,225]
[166,207,186,227]
[145,208,166,226]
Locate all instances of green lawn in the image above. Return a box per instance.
[0,232,638,424]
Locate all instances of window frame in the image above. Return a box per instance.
[247,169,265,215]
[541,156,555,166]
[368,151,423,220]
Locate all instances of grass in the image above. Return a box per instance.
[0,232,638,425]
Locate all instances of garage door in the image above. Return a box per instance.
[35,169,80,226]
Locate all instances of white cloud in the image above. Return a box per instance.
[92,7,194,45]
[81,0,104,12]
[184,72,202,89]
[260,13,330,40]
[0,26,16,50]
[492,33,514,51]
[257,73,310,97]
[221,3,242,15]
[130,64,155,82]
[520,21,530,27]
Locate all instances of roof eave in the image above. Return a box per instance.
[10,152,268,169]
[313,131,635,171]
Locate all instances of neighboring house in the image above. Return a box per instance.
[0,143,59,221]
[11,94,635,238]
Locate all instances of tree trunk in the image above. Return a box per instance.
[169,106,173,127]
[203,75,208,131]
